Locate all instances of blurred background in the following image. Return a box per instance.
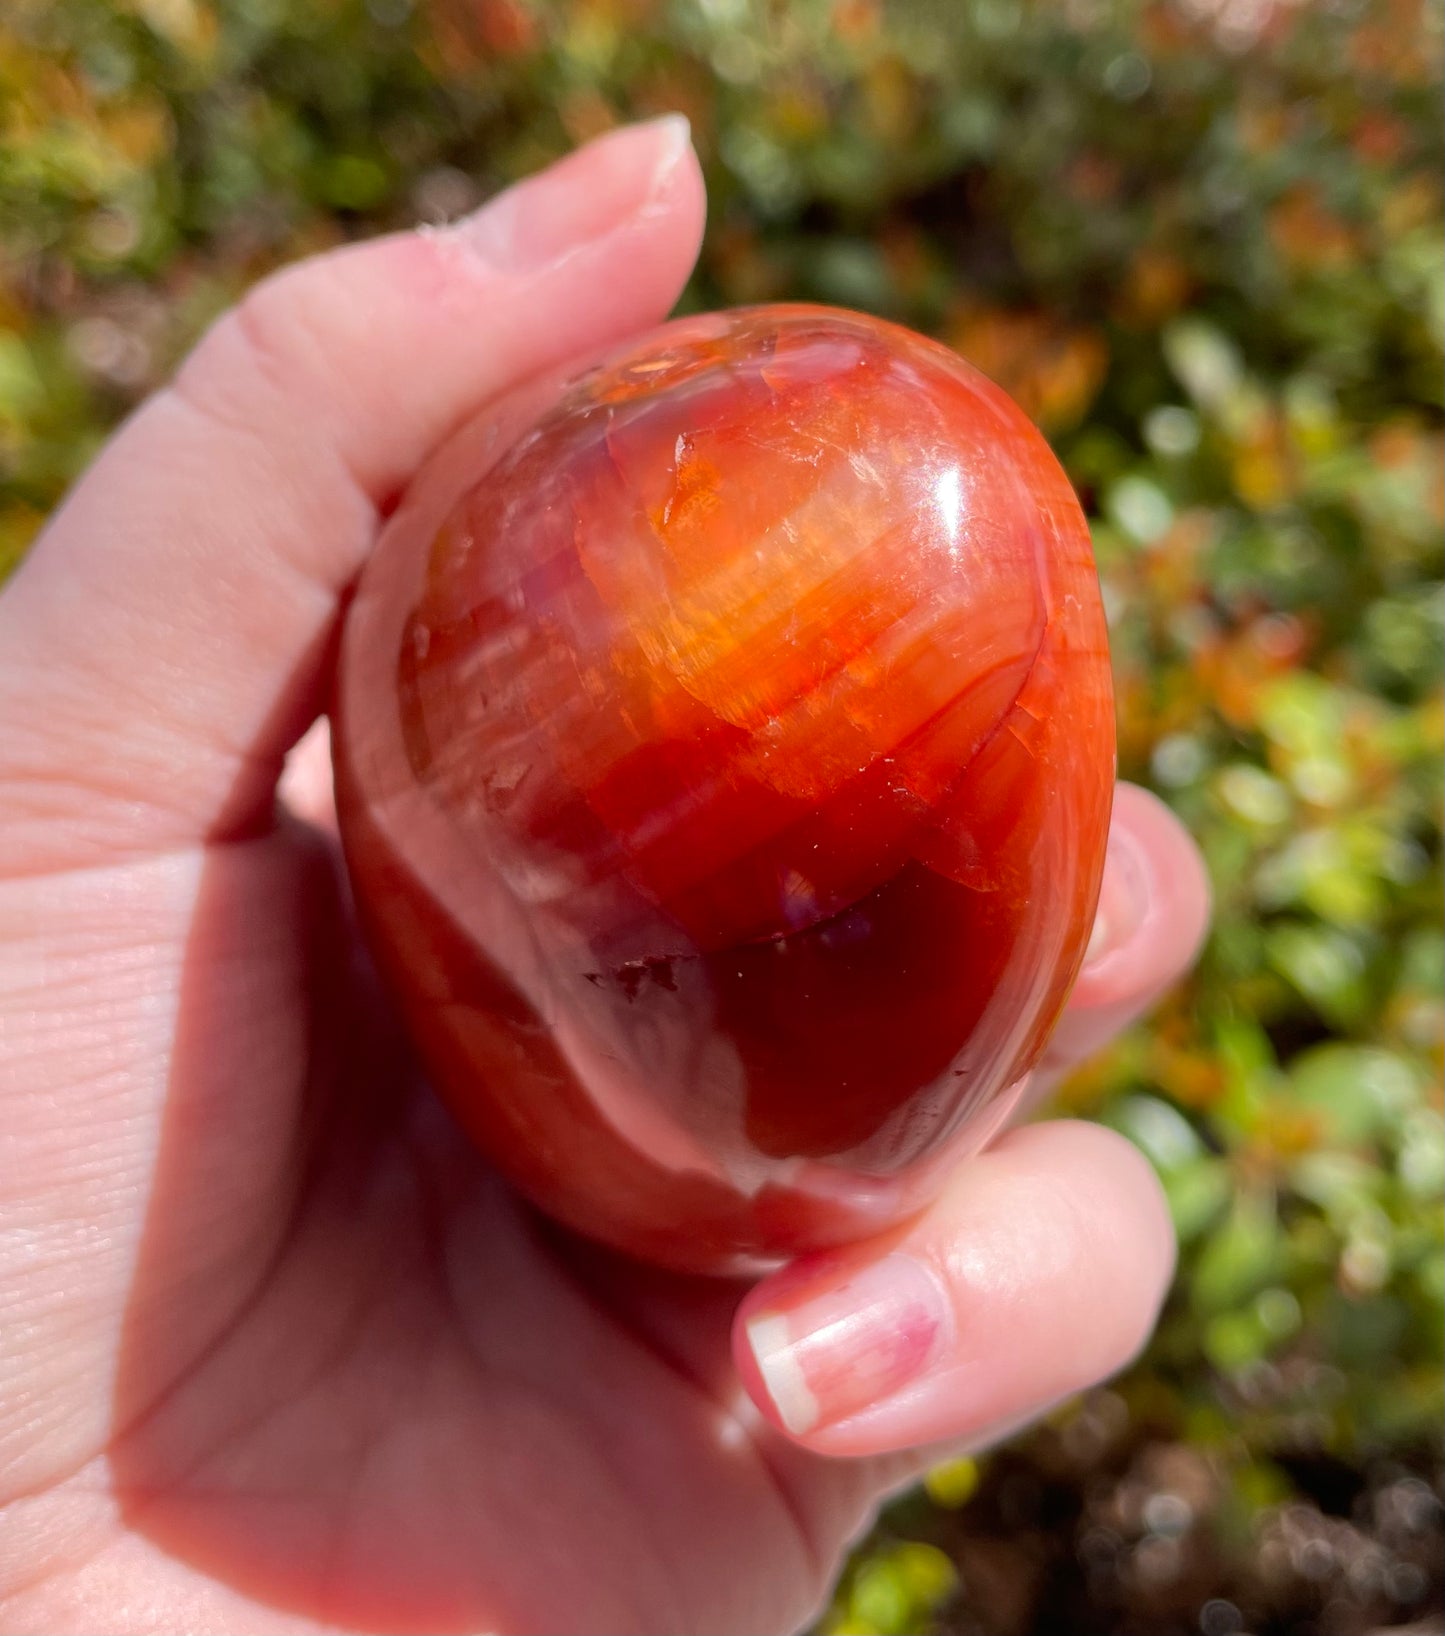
[1,1,1441,1631]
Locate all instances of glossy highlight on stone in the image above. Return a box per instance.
[335,305,1115,1272]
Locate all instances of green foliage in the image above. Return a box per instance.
[3,0,1441,1629]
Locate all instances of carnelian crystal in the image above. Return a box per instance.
[335,305,1115,1272]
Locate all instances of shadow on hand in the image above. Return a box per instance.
[104,792,779,1634]
[104,743,530,1631]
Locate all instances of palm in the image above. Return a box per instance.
[74,824,866,1636]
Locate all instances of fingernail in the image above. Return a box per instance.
[744,1255,951,1437]
[459,114,692,272]
[1083,820,1150,969]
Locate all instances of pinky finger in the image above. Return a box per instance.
[1027,783,1211,1106]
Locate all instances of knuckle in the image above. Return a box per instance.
[173,259,339,428]
[229,271,314,398]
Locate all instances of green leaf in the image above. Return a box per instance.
[893,1543,958,1608]
[1204,1308,1267,1371]
[924,1457,980,1509]
[1163,1157,1234,1244]
[849,1561,910,1635]
[0,334,45,417]
[1106,1094,1206,1171]
[1163,317,1245,412]
[1106,474,1175,544]
[1398,1110,1445,1200]
[1290,1150,1385,1219]
[1265,923,1372,1029]
[1192,1189,1282,1315]
[1286,1045,1422,1146]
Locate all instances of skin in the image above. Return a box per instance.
[0,120,1211,1636]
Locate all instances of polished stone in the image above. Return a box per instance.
[335,305,1115,1272]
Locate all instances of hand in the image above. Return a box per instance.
[0,119,1210,1636]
